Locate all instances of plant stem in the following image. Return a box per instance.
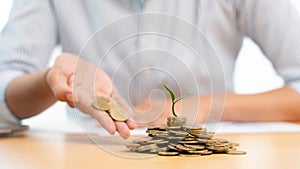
[172,102,177,117]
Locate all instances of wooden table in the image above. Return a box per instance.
[1,131,300,169]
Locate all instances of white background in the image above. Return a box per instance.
[1,1,300,131]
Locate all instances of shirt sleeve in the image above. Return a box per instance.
[0,0,58,123]
[0,71,23,123]
[235,0,300,93]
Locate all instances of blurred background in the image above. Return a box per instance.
[0,0,300,131]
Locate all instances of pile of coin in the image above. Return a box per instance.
[92,96,129,122]
[126,117,246,156]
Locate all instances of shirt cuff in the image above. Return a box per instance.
[288,80,300,95]
[0,70,24,124]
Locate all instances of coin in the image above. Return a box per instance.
[168,126,183,130]
[92,96,111,111]
[150,147,168,153]
[126,143,140,148]
[148,126,167,131]
[179,154,201,157]
[199,150,213,155]
[189,127,203,130]
[175,144,196,151]
[186,150,208,154]
[109,102,129,121]
[183,144,205,150]
[178,140,199,144]
[92,96,130,122]
[182,137,197,141]
[158,152,179,156]
[227,150,247,155]
[137,144,158,152]
[167,144,179,151]
[168,136,185,140]
[169,130,188,136]
[132,137,152,143]
[126,116,246,157]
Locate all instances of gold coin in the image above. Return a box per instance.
[187,150,209,154]
[92,96,111,111]
[199,150,213,155]
[182,137,197,141]
[137,144,158,152]
[168,126,182,130]
[126,118,247,157]
[158,152,179,156]
[183,144,205,150]
[175,144,196,151]
[146,139,165,144]
[109,102,129,121]
[226,150,247,155]
[132,137,152,143]
[179,154,201,157]
[178,140,199,144]
[126,143,140,148]
[188,127,203,130]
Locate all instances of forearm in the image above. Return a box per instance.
[6,68,56,119]
[222,86,300,122]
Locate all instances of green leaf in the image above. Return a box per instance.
[160,82,175,101]
[174,96,185,103]
[174,93,193,103]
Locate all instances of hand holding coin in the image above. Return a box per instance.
[92,96,129,122]
[47,53,135,138]
[89,93,135,138]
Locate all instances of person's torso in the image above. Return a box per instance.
[52,0,243,103]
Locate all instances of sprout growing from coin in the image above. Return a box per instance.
[127,83,247,156]
[159,82,190,117]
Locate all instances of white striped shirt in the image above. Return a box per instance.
[1,0,300,123]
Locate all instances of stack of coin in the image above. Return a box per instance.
[126,117,246,156]
[92,96,129,122]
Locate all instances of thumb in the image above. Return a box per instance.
[47,67,73,102]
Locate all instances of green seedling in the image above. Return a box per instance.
[160,82,190,117]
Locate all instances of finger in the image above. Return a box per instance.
[65,92,78,103]
[66,101,75,108]
[113,98,136,130]
[90,110,116,135]
[112,90,136,121]
[126,120,136,130]
[48,68,72,101]
[67,73,74,87]
[115,121,130,139]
